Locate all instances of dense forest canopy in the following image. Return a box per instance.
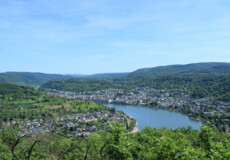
[0,82,42,98]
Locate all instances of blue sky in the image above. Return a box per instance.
[0,0,230,74]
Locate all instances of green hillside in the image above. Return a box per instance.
[40,78,115,92]
[0,72,72,87]
[0,82,107,122]
[114,62,230,102]
[0,82,44,102]
[1,66,230,159]
[39,62,230,101]
[131,62,230,75]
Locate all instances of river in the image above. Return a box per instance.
[104,104,202,130]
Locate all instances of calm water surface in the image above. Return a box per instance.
[105,104,202,130]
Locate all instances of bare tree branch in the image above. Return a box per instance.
[100,143,107,160]
[11,135,27,157]
[25,140,40,160]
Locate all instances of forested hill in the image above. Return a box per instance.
[39,78,115,92]
[130,62,230,76]
[0,82,43,101]
[0,82,109,122]
[0,72,72,87]
[113,62,230,102]
[0,82,67,104]
[39,62,230,102]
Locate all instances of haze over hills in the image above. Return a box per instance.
[68,72,130,80]
[86,72,130,80]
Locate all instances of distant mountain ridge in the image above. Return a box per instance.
[131,62,230,76]
[115,62,230,102]
[2,62,230,102]
[0,72,72,87]
[0,71,130,88]
[39,62,230,102]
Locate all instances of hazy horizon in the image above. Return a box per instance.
[1,61,229,75]
[1,0,230,74]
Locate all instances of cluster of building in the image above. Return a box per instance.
[0,110,131,136]
[45,88,230,132]
[46,88,230,113]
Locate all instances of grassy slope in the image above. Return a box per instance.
[0,82,107,121]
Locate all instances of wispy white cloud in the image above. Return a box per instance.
[0,0,230,73]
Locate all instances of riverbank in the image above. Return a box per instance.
[126,114,139,133]
[104,104,202,130]
[131,121,139,133]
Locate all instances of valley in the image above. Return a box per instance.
[44,87,230,132]
[1,62,230,159]
[2,0,230,158]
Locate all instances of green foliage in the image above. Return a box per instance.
[0,82,43,99]
[0,124,230,159]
